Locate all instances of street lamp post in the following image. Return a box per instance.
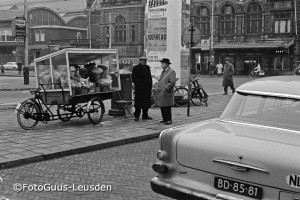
[209,0,214,76]
[24,0,29,85]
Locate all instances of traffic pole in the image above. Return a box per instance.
[24,0,29,85]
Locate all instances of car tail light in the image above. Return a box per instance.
[157,150,167,160]
[152,163,169,174]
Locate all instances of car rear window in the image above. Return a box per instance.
[219,93,300,132]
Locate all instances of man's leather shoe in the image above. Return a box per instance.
[223,93,228,95]
[142,116,153,120]
[164,121,172,125]
[134,117,139,121]
[160,120,165,123]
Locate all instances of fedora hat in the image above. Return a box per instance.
[139,56,148,60]
[225,57,231,61]
[160,58,171,64]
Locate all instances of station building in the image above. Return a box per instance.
[191,0,300,75]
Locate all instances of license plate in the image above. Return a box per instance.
[15,103,21,114]
[214,177,263,199]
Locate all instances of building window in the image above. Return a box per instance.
[245,3,262,34]
[131,25,136,42]
[274,12,291,33]
[115,15,126,43]
[35,30,45,42]
[194,6,210,35]
[104,26,110,43]
[274,57,288,70]
[219,4,235,35]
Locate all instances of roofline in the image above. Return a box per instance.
[30,25,87,31]
[236,89,300,100]
[33,48,119,62]
[94,4,144,11]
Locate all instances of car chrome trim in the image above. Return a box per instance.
[237,89,300,100]
[151,177,226,200]
[216,194,244,200]
[218,119,300,134]
[213,159,269,174]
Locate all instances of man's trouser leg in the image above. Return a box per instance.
[142,108,149,118]
[134,108,141,119]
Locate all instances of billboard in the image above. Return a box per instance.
[12,17,26,37]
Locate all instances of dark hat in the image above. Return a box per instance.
[160,58,171,64]
[73,64,80,69]
[225,57,231,61]
[139,56,148,60]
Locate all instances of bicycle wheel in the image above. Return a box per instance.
[191,89,202,106]
[200,89,208,106]
[17,101,39,130]
[174,87,189,107]
[87,97,104,124]
[57,105,73,122]
[249,71,254,78]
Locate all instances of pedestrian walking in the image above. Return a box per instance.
[222,57,235,95]
[216,61,223,76]
[155,58,177,125]
[131,56,153,121]
[0,65,5,74]
[17,62,22,75]
[196,62,201,74]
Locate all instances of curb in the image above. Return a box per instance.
[0,88,35,91]
[0,132,160,170]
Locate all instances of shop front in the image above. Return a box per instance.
[192,39,295,75]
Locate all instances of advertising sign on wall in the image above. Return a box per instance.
[145,0,168,75]
[13,17,26,37]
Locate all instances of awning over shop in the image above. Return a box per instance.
[192,39,294,50]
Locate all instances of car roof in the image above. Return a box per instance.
[237,76,300,99]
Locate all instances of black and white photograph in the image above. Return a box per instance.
[0,0,299,199]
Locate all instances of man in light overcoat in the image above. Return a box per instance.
[222,57,235,95]
[155,58,176,125]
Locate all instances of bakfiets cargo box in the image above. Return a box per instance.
[33,48,121,105]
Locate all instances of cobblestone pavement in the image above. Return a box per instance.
[0,76,252,199]
[0,77,251,170]
[0,139,173,200]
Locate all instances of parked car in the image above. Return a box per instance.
[151,76,300,200]
[3,62,18,70]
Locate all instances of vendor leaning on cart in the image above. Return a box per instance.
[70,64,81,82]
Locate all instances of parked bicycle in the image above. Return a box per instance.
[190,76,208,106]
[173,76,208,107]
[174,84,189,107]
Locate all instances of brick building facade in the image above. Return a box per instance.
[191,0,300,75]
[90,0,146,68]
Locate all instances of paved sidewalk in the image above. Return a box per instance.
[0,75,251,170]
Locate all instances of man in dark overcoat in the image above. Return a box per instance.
[132,56,153,121]
[222,57,235,95]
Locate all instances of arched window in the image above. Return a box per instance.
[115,15,126,42]
[245,3,262,34]
[194,6,210,35]
[219,4,235,35]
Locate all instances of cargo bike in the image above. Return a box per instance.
[15,48,121,130]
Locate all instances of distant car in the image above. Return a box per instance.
[3,62,18,70]
[151,76,300,200]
